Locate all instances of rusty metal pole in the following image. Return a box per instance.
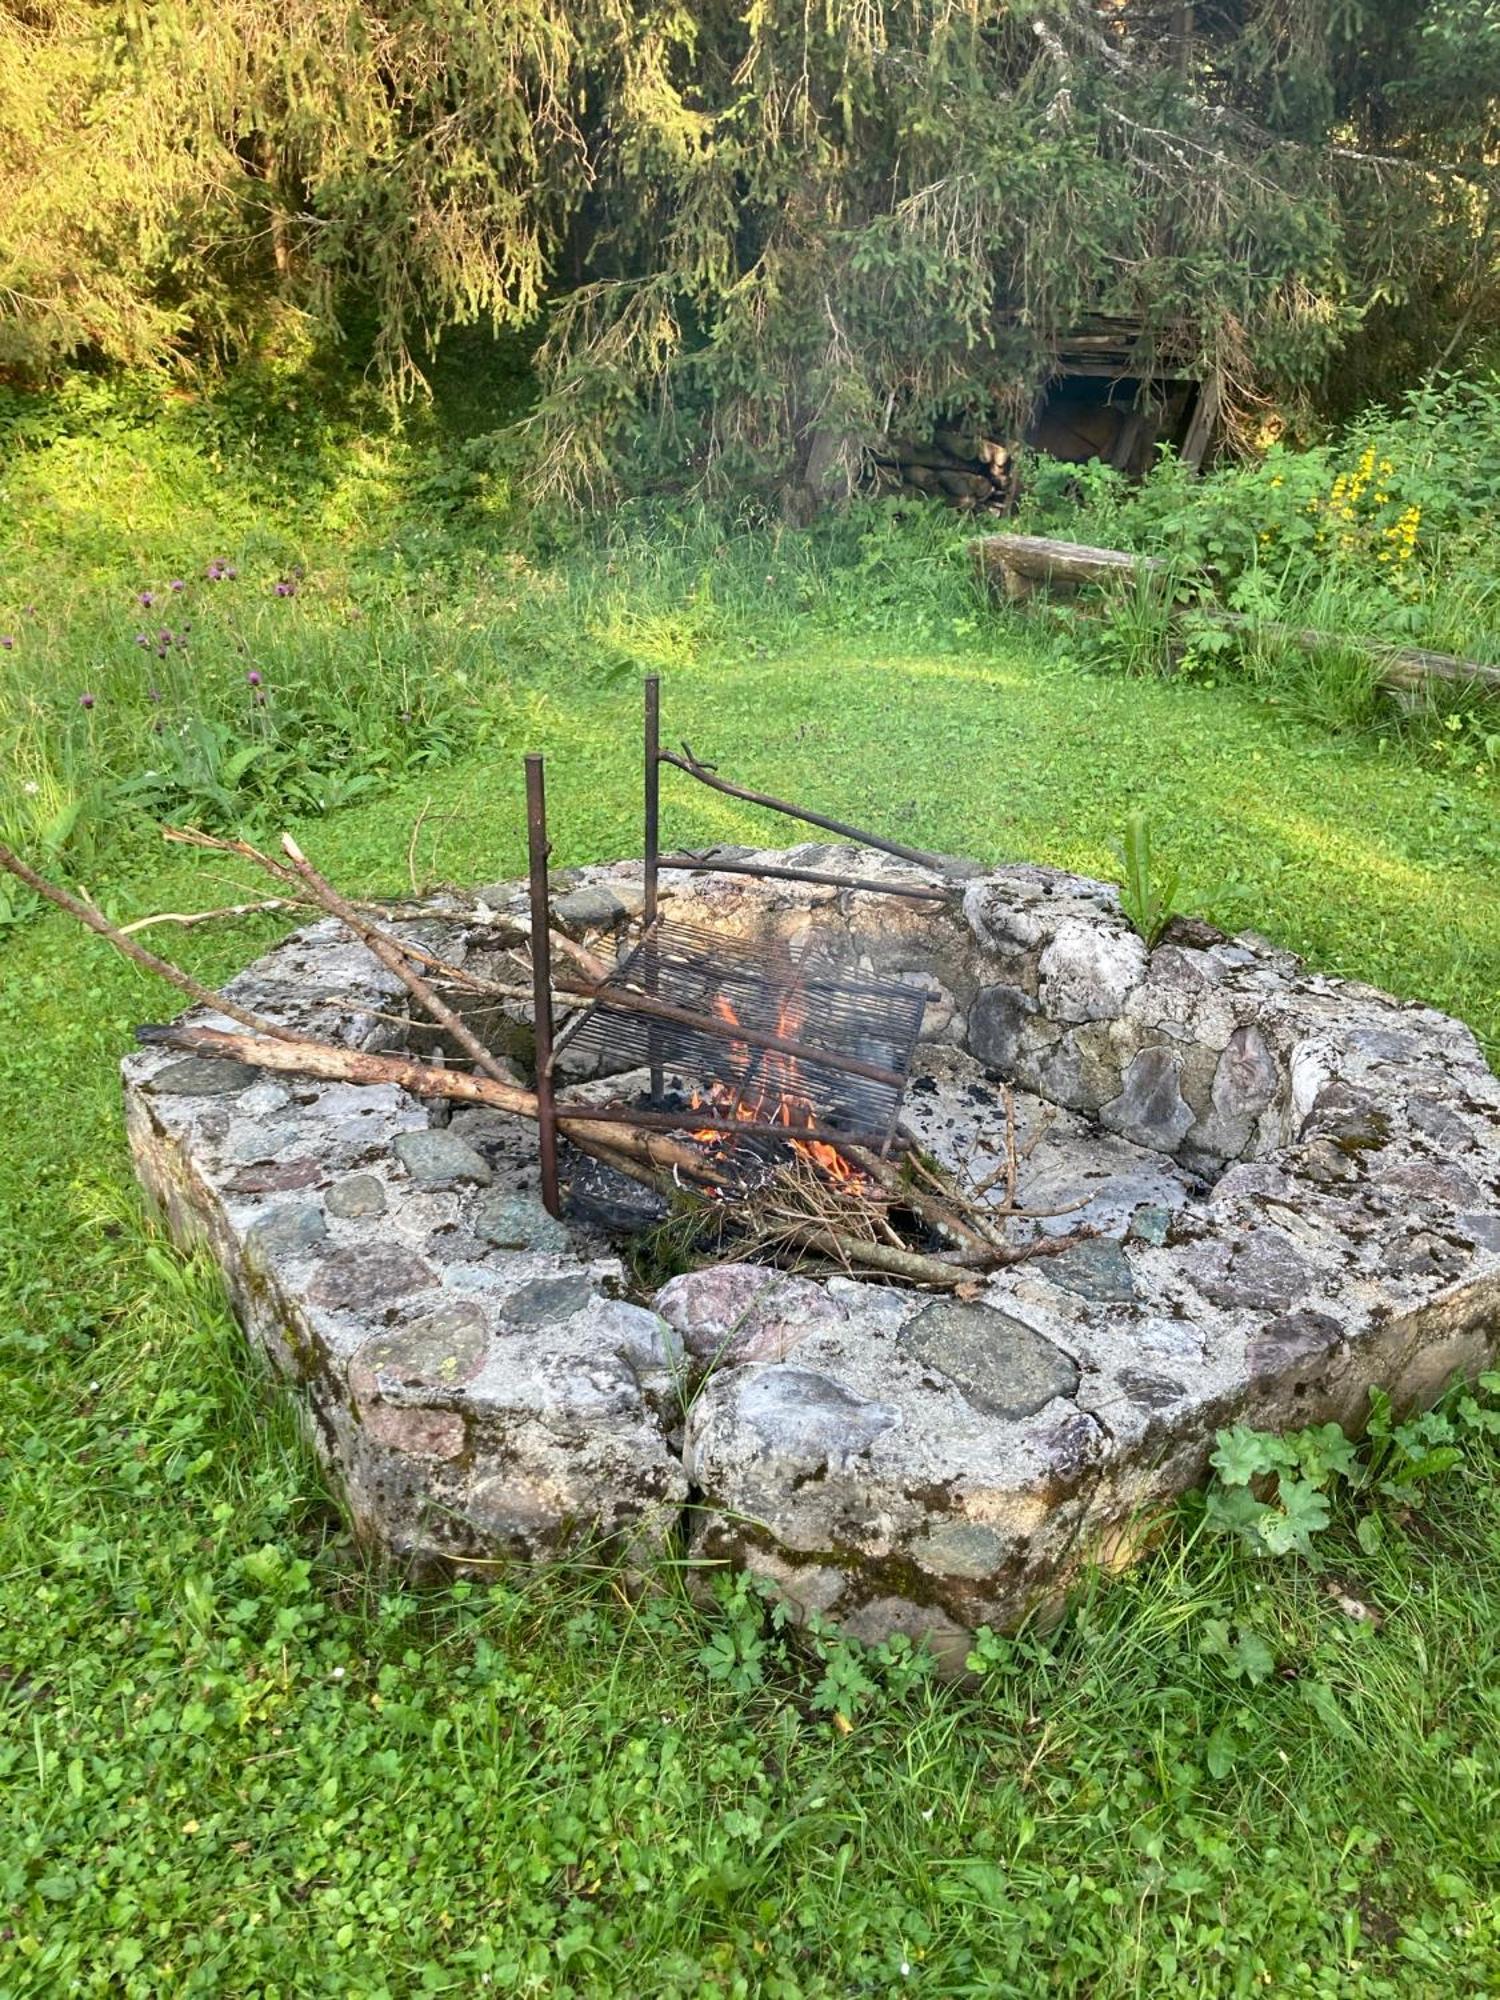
[525,755,561,1217]
[643,676,664,1104]
[644,675,661,926]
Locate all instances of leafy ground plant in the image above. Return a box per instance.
[1206,1375,1500,1560]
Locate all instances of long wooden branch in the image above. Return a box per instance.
[162,825,610,986]
[0,844,313,1045]
[138,1022,719,1185]
[278,836,517,1092]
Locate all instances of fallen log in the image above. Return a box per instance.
[1208,614,1500,695]
[971,531,1166,601]
[970,532,1500,694]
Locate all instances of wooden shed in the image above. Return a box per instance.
[871,316,1219,512]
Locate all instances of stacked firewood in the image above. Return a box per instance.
[871,425,1021,513]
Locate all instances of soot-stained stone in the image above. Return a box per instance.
[472,1191,571,1254]
[500,1275,594,1328]
[245,1203,328,1261]
[1100,1047,1196,1152]
[566,1154,670,1233]
[326,1172,389,1220]
[393,1129,493,1188]
[968,985,1035,1071]
[307,1244,437,1315]
[351,1301,489,1397]
[903,1300,1079,1419]
[148,1056,260,1096]
[735,1366,899,1466]
[1043,1238,1136,1305]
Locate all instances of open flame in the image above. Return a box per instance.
[684,983,867,1191]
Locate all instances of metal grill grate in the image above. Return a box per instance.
[561,917,926,1151]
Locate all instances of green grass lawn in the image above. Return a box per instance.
[3,382,1500,1994]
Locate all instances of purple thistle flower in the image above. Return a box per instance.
[135,633,150,647]
[79,692,95,710]
[273,579,297,597]
[138,590,155,608]
[0,635,13,650]
[158,629,173,645]
[169,579,186,593]
[247,670,263,687]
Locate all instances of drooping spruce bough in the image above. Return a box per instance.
[4,3,1497,498]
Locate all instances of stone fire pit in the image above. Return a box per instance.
[123,845,1500,1659]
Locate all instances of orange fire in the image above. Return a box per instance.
[684,980,866,1191]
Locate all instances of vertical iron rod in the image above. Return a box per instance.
[643,674,661,926]
[525,754,562,1218]
[643,676,664,1103]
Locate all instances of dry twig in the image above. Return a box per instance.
[118,900,294,935]
[0,844,311,1045]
